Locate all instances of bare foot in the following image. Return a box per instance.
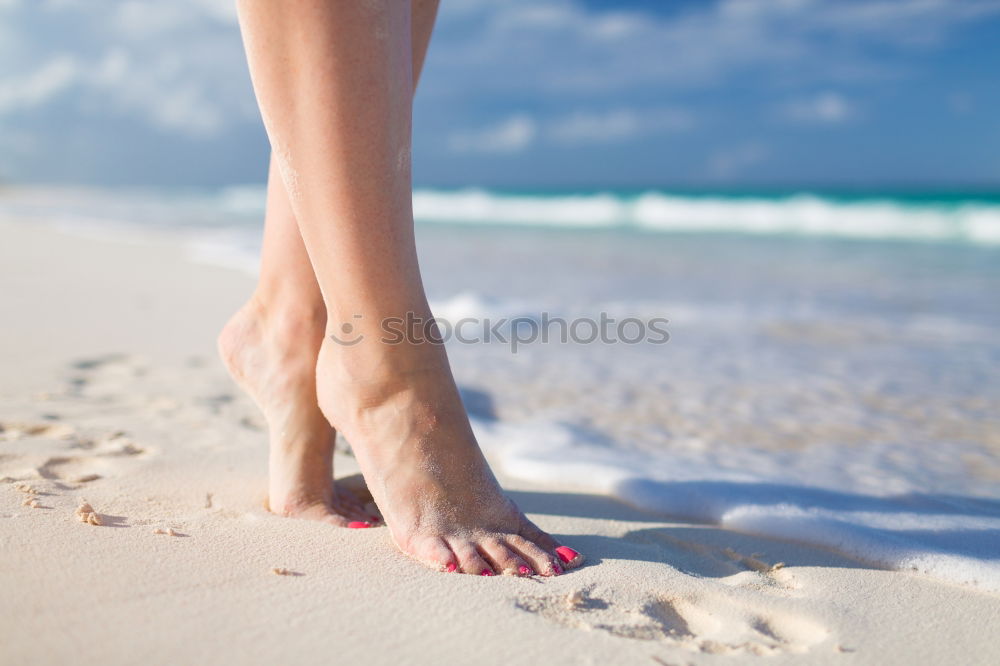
[316,334,584,576]
[218,298,375,527]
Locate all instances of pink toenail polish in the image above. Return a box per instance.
[347,521,371,529]
[481,569,494,576]
[446,562,457,572]
[369,515,381,523]
[519,565,532,576]
[555,546,579,564]
[553,563,563,575]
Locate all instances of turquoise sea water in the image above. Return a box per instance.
[4,185,1000,243]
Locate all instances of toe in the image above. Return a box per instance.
[325,501,372,526]
[520,518,583,570]
[318,511,352,528]
[478,538,531,576]
[505,534,561,576]
[292,502,373,529]
[332,489,376,523]
[345,505,376,524]
[447,537,495,576]
[407,535,457,572]
[330,503,371,524]
[554,545,584,568]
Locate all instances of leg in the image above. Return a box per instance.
[236,0,582,575]
[219,0,443,527]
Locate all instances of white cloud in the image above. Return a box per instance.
[0,55,78,113]
[428,0,1000,98]
[0,0,998,183]
[449,115,538,153]
[83,48,233,135]
[549,108,693,145]
[0,0,252,137]
[451,107,694,152]
[4,0,996,141]
[780,92,856,124]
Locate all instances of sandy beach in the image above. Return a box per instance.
[2,217,999,665]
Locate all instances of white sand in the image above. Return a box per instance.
[1,219,998,665]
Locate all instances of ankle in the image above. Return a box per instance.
[320,332,452,387]
[248,292,326,351]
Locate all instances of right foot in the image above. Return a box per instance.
[316,333,584,576]
[218,298,375,527]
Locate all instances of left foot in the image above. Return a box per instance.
[218,296,375,527]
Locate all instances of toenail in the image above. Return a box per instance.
[446,562,457,572]
[347,521,371,528]
[518,565,532,576]
[480,569,494,576]
[555,546,579,564]
[553,562,563,575]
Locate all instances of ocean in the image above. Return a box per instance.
[3,185,999,590]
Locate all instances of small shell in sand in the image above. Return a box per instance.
[152,527,178,536]
[75,501,103,525]
[22,497,40,508]
[15,483,39,495]
[272,567,293,576]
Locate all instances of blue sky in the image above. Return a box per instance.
[0,0,998,189]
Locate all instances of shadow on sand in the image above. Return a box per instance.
[507,482,1000,578]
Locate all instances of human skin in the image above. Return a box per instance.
[224,0,582,576]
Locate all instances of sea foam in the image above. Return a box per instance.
[4,185,1000,246]
[413,188,1000,245]
[471,416,1000,592]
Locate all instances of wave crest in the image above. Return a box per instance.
[413,188,1000,244]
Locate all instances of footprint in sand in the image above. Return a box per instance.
[0,421,76,442]
[37,431,145,483]
[65,353,254,429]
[623,529,804,595]
[515,586,828,656]
[1,419,147,487]
[62,353,152,401]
